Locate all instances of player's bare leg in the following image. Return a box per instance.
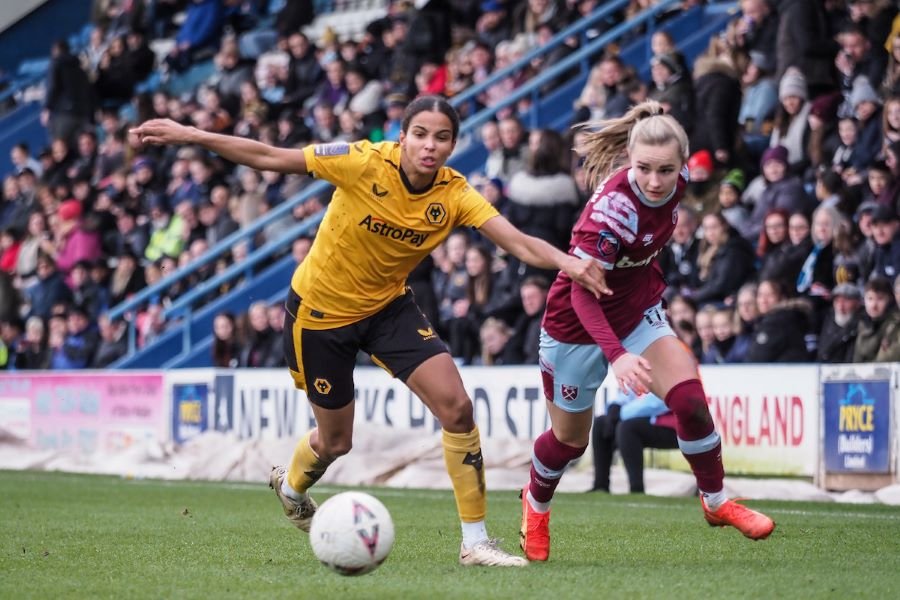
[642,336,774,539]
[407,354,527,567]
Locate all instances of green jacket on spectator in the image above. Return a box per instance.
[852,310,900,363]
[144,214,185,262]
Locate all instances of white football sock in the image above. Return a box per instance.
[461,520,489,549]
[701,489,727,512]
[526,489,551,513]
[281,478,306,502]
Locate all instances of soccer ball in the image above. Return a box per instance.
[309,491,395,576]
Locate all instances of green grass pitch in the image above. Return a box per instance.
[2,470,899,599]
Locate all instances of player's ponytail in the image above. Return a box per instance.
[576,100,689,190]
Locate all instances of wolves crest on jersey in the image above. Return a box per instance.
[588,191,638,243]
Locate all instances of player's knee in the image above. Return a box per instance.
[435,391,474,433]
[317,435,353,460]
[664,379,712,427]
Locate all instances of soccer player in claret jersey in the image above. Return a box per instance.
[132,96,611,567]
[519,101,775,563]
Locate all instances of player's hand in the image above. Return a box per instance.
[130,118,195,146]
[563,256,613,298]
[611,353,652,396]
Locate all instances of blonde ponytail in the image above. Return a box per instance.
[576,100,689,190]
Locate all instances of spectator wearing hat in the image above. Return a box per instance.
[691,54,742,168]
[718,169,752,239]
[683,150,719,216]
[867,204,900,282]
[817,282,864,363]
[770,67,812,174]
[846,76,884,171]
[806,91,844,171]
[48,199,102,286]
[738,50,779,162]
[649,51,695,135]
[746,145,812,240]
[853,276,900,362]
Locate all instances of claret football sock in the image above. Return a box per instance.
[528,429,586,505]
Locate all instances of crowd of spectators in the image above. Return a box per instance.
[0,0,898,371]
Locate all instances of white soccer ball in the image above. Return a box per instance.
[309,491,395,576]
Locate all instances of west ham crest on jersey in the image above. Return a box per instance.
[560,384,579,402]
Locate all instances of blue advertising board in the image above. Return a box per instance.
[172,383,208,444]
[823,380,891,473]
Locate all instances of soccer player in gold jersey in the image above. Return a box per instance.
[132,96,611,567]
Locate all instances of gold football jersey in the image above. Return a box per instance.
[291,140,498,328]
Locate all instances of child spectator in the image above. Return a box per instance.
[683,150,718,215]
[717,169,751,238]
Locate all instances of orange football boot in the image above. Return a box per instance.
[701,496,775,540]
[519,486,551,561]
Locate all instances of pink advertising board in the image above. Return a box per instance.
[0,373,166,456]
